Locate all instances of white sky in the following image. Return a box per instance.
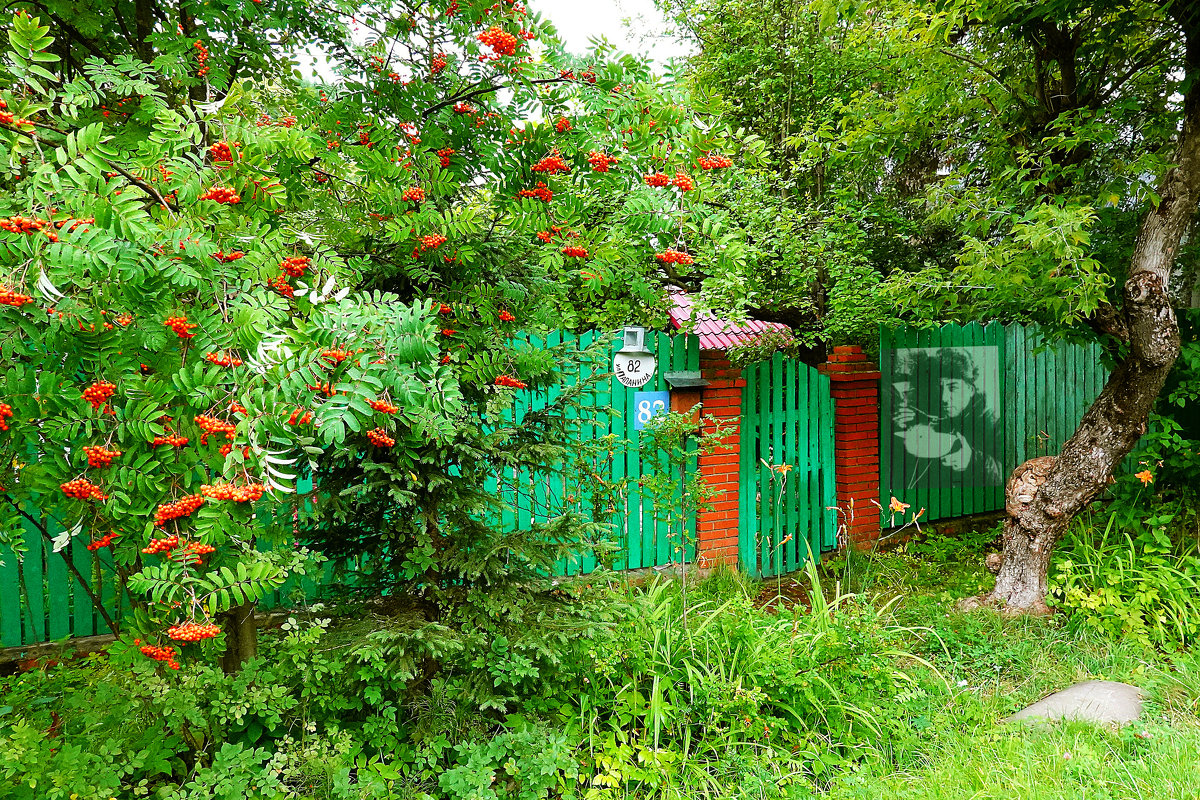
[533,0,695,66]
[295,0,694,83]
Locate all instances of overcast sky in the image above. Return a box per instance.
[535,0,695,65]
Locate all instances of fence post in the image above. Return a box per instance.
[819,346,882,549]
[694,351,743,567]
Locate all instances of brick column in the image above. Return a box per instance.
[818,346,882,549]
[694,351,743,567]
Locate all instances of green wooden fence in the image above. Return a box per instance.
[0,332,700,648]
[880,323,1107,524]
[483,330,700,576]
[738,353,837,578]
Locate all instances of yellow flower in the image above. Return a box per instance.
[888,496,910,514]
[1135,470,1154,485]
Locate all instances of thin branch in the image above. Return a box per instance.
[939,47,1025,105]
[421,77,572,119]
[2,122,177,211]
[3,496,120,637]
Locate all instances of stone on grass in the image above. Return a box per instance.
[1006,680,1143,726]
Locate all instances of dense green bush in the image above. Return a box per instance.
[0,566,942,799]
[1049,504,1200,649]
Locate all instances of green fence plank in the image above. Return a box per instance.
[71,540,95,638]
[45,516,70,641]
[0,542,21,646]
[738,363,758,575]
[22,520,45,645]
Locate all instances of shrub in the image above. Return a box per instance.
[1049,504,1200,649]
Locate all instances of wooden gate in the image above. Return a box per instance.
[737,353,836,578]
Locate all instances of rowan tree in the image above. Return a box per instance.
[0,0,749,670]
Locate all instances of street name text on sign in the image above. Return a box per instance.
[614,351,657,388]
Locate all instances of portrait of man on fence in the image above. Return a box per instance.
[888,347,1003,490]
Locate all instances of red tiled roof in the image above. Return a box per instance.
[668,292,788,351]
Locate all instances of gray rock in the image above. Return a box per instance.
[1006,680,1143,726]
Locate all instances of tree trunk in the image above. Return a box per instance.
[218,601,257,674]
[986,10,1200,611]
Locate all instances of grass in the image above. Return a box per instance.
[798,536,1200,800]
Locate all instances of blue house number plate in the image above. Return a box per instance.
[633,391,670,431]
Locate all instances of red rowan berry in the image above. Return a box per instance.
[366,428,395,447]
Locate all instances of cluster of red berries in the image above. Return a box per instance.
[672,172,695,191]
[420,233,447,249]
[173,541,217,562]
[0,215,58,241]
[152,433,189,447]
[531,152,570,174]
[154,495,205,526]
[499,309,516,322]
[366,428,395,447]
[286,408,314,425]
[494,375,528,389]
[697,154,732,170]
[195,414,237,441]
[555,116,572,133]
[477,26,520,56]
[83,445,121,468]
[322,348,353,365]
[656,249,695,265]
[368,399,399,414]
[116,312,133,326]
[201,483,265,502]
[61,478,108,501]
[209,142,237,163]
[167,621,221,642]
[308,381,339,397]
[401,186,426,203]
[587,151,618,172]
[268,276,295,297]
[432,53,448,74]
[0,403,12,431]
[213,250,244,262]
[518,182,552,202]
[279,256,310,278]
[86,532,119,551]
[143,534,180,554]
[82,381,116,410]
[194,40,209,77]
[204,351,244,367]
[536,225,564,243]
[561,245,588,258]
[199,186,241,204]
[454,102,477,116]
[165,316,197,338]
[0,286,33,307]
[439,303,454,314]
[138,642,180,670]
[643,172,671,187]
[437,148,455,168]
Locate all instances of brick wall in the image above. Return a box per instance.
[818,346,882,549]
[694,351,743,567]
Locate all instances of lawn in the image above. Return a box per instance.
[2,528,1198,800]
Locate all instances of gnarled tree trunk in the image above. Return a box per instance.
[986,7,1200,612]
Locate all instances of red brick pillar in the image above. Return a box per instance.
[818,346,882,549]
[694,351,743,567]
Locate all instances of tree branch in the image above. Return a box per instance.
[421,77,572,119]
[3,496,120,637]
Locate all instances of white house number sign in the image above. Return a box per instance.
[613,351,657,388]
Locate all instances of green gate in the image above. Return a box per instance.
[738,353,837,578]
